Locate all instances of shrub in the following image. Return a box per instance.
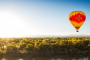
[0,49,2,55]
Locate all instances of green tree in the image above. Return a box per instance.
[25,44,33,52]
[39,43,52,51]
[6,43,17,53]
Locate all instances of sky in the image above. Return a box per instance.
[0,0,90,37]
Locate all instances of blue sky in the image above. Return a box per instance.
[0,0,90,37]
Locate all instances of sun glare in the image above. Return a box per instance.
[0,10,28,37]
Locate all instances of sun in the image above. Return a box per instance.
[0,11,28,38]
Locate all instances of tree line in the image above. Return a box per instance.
[0,37,90,56]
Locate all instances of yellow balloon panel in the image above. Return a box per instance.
[68,11,86,19]
[69,20,85,27]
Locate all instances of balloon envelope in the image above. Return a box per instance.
[68,11,86,32]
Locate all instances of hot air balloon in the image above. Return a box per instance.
[68,11,86,32]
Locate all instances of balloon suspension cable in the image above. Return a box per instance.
[76,30,79,32]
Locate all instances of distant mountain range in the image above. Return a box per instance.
[23,34,90,38]
[67,34,90,37]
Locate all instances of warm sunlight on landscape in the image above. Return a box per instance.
[0,0,90,60]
